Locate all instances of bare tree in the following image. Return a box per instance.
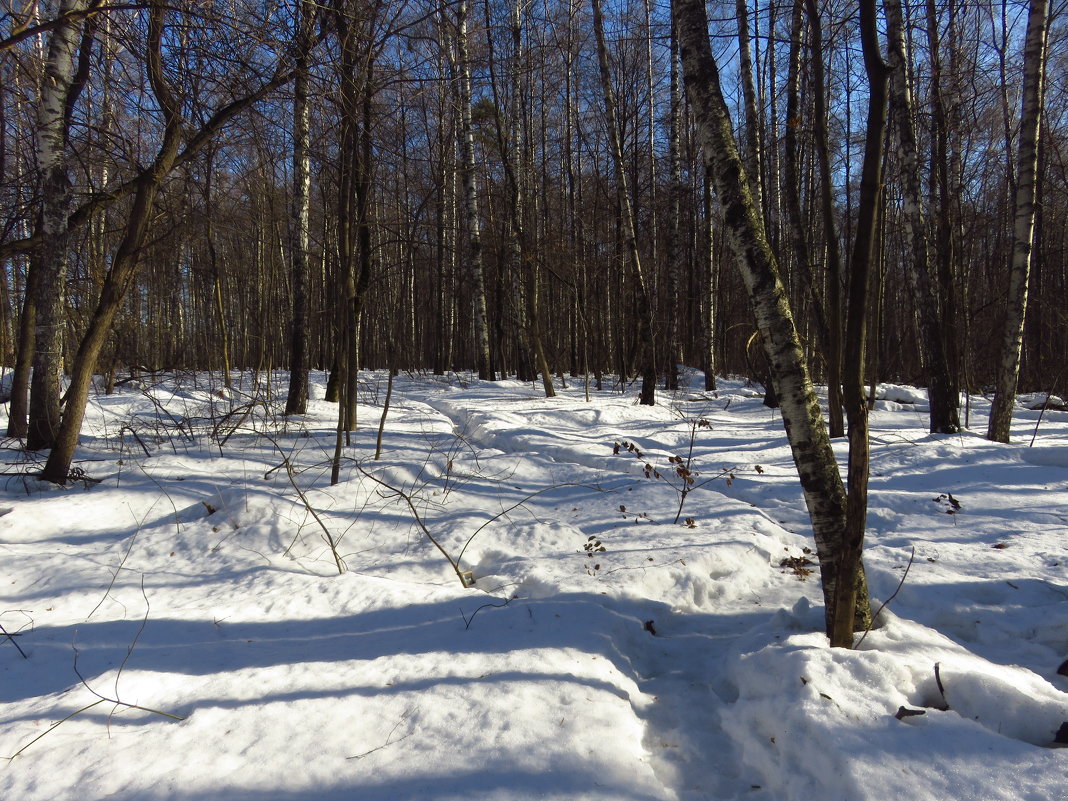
[449,0,494,381]
[804,0,844,439]
[884,0,961,434]
[483,0,554,395]
[988,0,1050,442]
[39,1,310,482]
[838,0,888,649]
[735,0,763,213]
[782,0,831,393]
[663,18,682,391]
[19,0,94,447]
[673,0,869,645]
[591,0,655,405]
[284,0,316,415]
[42,0,183,482]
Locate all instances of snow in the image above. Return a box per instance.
[1,370,1066,800]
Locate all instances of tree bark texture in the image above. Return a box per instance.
[664,22,682,391]
[285,0,314,416]
[735,0,764,214]
[673,0,868,645]
[803,0,845,440]
[836,0,887,648]
[42,0,181,483]
[782,0,831,365]
[988,0,1049,443]
[25,0,89,449]
[924,0,963,410]
[454,0,494,381]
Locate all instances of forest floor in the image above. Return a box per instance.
[1,369,1067,800]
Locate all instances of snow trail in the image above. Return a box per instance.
[2,371,1067,800]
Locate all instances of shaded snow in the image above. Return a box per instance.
[1,370,1066,800]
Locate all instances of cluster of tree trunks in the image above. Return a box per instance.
[0,0,1060,643]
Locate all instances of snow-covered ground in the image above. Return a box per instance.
[1,369,1066,800]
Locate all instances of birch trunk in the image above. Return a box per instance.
[42,0,181,483]
[285,0,314,415]
[507,0,536,385]
[664,22,682,391]
[701,166,717,392]
[454,0,494,381]
[988,0,1049,442]
[673,0,868,644]
[26,0,89,449]
[735,0,763,213]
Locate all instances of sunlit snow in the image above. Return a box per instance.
[2,369,1066,800]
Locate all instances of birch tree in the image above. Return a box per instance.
[285,0,316,416]
[450,0,494,381]
[673,0,869,645]
[988,0,1050,442]
[664,19,682,391]
[39,1,312,482]
[21,0,92,448]
[735,0,763,213]
[42,0,183,482]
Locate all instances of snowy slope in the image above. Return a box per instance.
[1,370,1066,800]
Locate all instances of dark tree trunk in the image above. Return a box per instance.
[25,0,91,450]
[836,0,888,649]
[782,0,832,371]
[592,0,655,405]
[42,1,181,483]
[804,0,845,439]
[885,0,960,434]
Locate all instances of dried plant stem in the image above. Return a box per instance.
[354,461,466,584]
[855,547,915,648]
[265,434,344,574]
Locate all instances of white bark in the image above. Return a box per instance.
[285,0,314,415]
[27,0,89,449]
[453,0,493,380]
[988,0,1049,443]
[673,0,867,643]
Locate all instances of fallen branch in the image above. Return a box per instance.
[4,580,184,760]
[264,434,345,574]
[0,620,28,659]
